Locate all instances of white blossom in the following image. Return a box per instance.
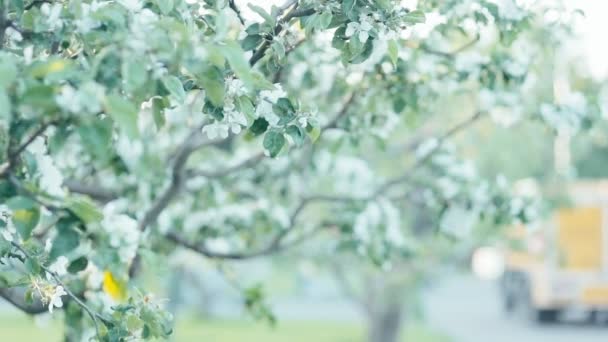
[48,256,69,279]
[48,286,67,313]
[1,225,15,242]
[101,205,140,262]
[41,3,64,31]
[256,84,287,126]
[74,3,101,33]
[28,138,65,197]
[202,122,230,139]
[345,15,374,43]
[44,238,53,253]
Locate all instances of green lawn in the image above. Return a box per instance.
[0,312,450,342]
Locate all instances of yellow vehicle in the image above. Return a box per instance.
[500,181,608,323]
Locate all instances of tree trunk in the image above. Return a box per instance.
[367,303,404,342]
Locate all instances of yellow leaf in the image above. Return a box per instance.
[102,271,128,301]
[12,209,34,222]
[47,60,67,73]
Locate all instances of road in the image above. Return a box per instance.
[423,274,608,342]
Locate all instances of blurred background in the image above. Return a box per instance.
[3,0,608,341]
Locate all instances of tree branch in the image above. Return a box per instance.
[1,121,57,178]
[0,287,47,315]
[138,123,217,232]
[421,33,480,58]
[186,153,264,179]
[374,111,485,196]
[185,90,357,179]
[63,180,118,203]
[24,0,51,10]
[228,0,245,25]
[10,242,109,337]
[249,1,315,66]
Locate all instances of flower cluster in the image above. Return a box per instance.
[101,202,140,263]
[203,78,249,139]
[30,277,67,313]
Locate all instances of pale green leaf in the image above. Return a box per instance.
[104,94,140,139]
[263,131,285,157]
[162,76,186,102]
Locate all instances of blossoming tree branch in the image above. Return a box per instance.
[0,0,597,340]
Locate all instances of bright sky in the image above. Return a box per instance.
[569,1,608,79]
[237,0,608,80]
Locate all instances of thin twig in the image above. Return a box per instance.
[185,90,358,179]
[11,242,108,338]
[249,1,315,66]
[228,0,245,25]
[1,121,56,178]
[421,33,480,58]
[374,111,485,196]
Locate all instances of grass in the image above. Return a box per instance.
[0,312,451,342]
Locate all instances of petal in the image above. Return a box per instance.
[218,125,230,139]
[359,31,369,43]
[360,21,373,31]
[345,23,358,37]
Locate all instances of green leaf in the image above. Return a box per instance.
[24,288,34,305]
[388,39,399,65]
[342,0,356,19]
[272,98,295,116]
[332,26,347,50]
[21,85,57,110]
[161,76,186,102]
[306,125,321,142]
[67,257,89,274]
[220,41,256,90]
[403,10,426,24]
[0,90,10,121]
[248,4,274,25]
[203,100,224,120]
[263,131,285,157]
[65,196,104,224]
[350,39,374,64]
[7,197,39,240]
[482,1,499,18]
[104,94,140,139]
[285,125,305,146]
[155,0,173,15]
[272,41,286,60]
[126,314,144,331]
[199,67,225,107]
[142,325,151,339]
[28,59,72,79]
[246,23,261,35]
[319,10,333,29]
[122,59,147,92]
[242,34,262,51]
[0,57,17,89]
[249,118,269,136]
[77,118,113,161]
[50,224,80,261]
[236,96,255,121]
[151,97,166,129]
[25,258,41,275]
[273,98,297,125]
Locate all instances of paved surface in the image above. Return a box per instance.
[423,275,608,342]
